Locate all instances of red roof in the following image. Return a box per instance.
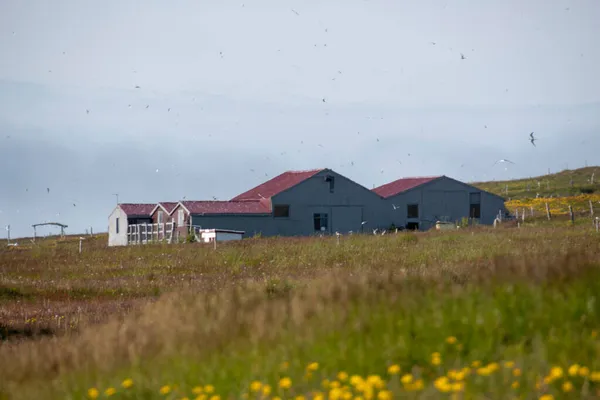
[119,203,156,216]
[158,202,178,214]
[180,200,270,215]
[373,176,441,198]
[231,169,325,201]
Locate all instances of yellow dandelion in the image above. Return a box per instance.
[487,362,499,373]
[568,364,580,376]
[446,336,458,345]
[336,372,348,382]
[513,368,522,377]
[579,366,590,377]
[431,356,442,366]
[160,385,171,395]
[262,384,272,396]
[273,397,281,400]
[451,382,464,392]
[562,381,573,393]
[354,397,364,400]
[504,361,515,369]
[471,361,481,368]
[349,375,363,387]
[104,387,116,397]
[366,375,384,389]
[539,395,554,400]
[329,388,343,400]
[511,381,519,389]
[279,377,292,390]
[209,396,220,400]
[387,365,401,375]
[192,387,203,395]
[329,381,341,389]
[434,377,451,393]
[204,385,215,394]
[87,388,99,399]
[407,379,424,392]
[477,367,492,376]
[195,395,207,400]
[307,362,319,372]
[121,379,134,389]
[549,366,563,379]
[313,393,324,400]
[590,371,600,382]
[377,390,392,400]
[250,381,263,392]
[342,390,353,400]
[400,374,413,385]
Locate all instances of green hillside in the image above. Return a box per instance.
[473,166,600,199]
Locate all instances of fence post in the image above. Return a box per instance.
[530,206,534,217]
[568,205,574,224]
[515,208,519,220]
[545,203,551,220]
[79,237,84,254]
[522,208,526,222]
[590,200,594,218]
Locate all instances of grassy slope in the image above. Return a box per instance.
[2,226,600,400]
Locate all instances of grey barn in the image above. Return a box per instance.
[164,168,505,238]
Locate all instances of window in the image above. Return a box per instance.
[314,213,328,231]
[116,217,119,234]
[178,209,184,226]
[274,205,290,218]
[407,204,419,219]
[325,175,335,193]
[469,192,481,219]
[158,210,164,224]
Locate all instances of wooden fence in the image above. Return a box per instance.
[127,222,175,245]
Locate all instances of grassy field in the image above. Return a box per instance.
[2,223,600,400]
[473,166,599,200]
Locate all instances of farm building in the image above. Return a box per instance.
[150,202,178,225]
[373,175,506,231]
[108,203,155,246]
[184,168,385,237]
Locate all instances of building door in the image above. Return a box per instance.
[331,206,363,234]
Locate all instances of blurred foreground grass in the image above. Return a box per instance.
[1,225,600,400]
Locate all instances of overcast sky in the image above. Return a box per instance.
[1,0,599,238]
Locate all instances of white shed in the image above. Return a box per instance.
[197,228,245,243]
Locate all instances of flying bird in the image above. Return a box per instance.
[135,85,141,89]
[86,109,90,114]
[460,53,466,60]
[291,8,300,15]
[529,132,538,147]
[145,105,149,109]
[492,159,515,167]
[47,188,50,193]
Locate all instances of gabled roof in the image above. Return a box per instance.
[149,202,179,216]
[373,176,442,198]
[178,200,271,215]
[119,203,155,217]
[231,169,325,201]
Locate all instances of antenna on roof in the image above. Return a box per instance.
[113,193,119,205]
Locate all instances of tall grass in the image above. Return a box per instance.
[1,226,600,399]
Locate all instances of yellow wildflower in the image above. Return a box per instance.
[387,365,400,375]
[590,371,600,382]
[549,366,563,379]
[192,387,203,395]
[400,374,413,384]
[471,361,481,368]
[451,382,464,392]
[366,375,384,389]
[406,379,424,391]
[204,385,215,394]
[121,379,133,389]
[446,336,458,345]
[195,395,207,400]
[307,362,319,372]
[104,388,116,397]
[250,381,263,392]
[209,396,220,400]
[504,361,515,369]
[477,367,492,376]
[273,397,281,400]
[513,368,522,377]
[511,381,519,389]
[87,388,99,399]
[349,376,363,387]
[182,398,190,400]
[539,395,554,400]
[160,386,171,395]
[279,377,292,390]
[434,377,451,393]
[377,390,392,400]
[568,364,580,376]
[330,381,341,389]
[487,362,499,373]
[338,372,349,382]
[313,393,324,400]
[262,385,272,396]
[562,381,573,393]
[329,388,343,400]
[579,366,590,377]
[431,353,442,366]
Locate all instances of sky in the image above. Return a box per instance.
[1,0,599,239]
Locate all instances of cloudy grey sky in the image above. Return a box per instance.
[1,0,599,238]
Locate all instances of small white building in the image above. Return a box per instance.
[108,203,155,247]
[197,228,245,243]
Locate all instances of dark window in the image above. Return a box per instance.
[274,205,290,218]
[470,192,481,218]
[116,217,119,234]
[406,222,419,231]
[407,204,419,219]
[325,175,335,193]
[314,213,329,231]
